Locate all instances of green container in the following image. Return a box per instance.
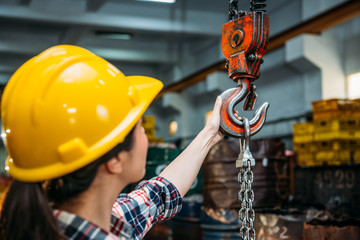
[145,147,202,196]
[122,147,182,194]
[145,147,182,180]
[147,147,182,164]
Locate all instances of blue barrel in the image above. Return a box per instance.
[201,208,242,240]
[170,195,203,240]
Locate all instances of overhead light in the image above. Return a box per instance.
[135,0,176,3]
[95,31,133,40]
[169,121,178,136]
[347,72,360,99]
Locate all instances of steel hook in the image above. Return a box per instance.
[219,78,269,138]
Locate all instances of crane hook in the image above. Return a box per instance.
[219,78,269,138]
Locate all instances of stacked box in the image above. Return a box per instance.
[293,122,316,166]
[313,118,360,141]
[293,99,360,166]
[313,140,360,165]
[293,121,315,143]
[313,99,360,166]
[312,98,360,120]
[142,115,155,138]
[142,115,163,143]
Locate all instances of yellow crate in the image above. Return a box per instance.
[313,140,360,152]
[355,151,360,164]
[312,99,360,120]
[294,142,317,153]
[293,122,314,143]
[293,122,314,135]
[313,110,360,121]
[296,152,316,167]
[313,158,343,166]
[315,150,360,164]
[314,118,360,131]
[143,115,155,126]
[314,130,360,141]
[314,118,360,141]
[144,128,155,138]
[142,115,156,138]
[312,98,360,112]
[293,134,314,143]
[148,136,164,144]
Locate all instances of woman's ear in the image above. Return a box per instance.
[105,152,127,174]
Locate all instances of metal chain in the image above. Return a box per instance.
[238,160,256,240]
[236,118,256,240]
[229,0,239,21]
[250,0,267,12]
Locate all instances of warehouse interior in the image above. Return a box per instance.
[0,0,360,239]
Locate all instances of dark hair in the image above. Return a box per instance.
[0,127,135,240]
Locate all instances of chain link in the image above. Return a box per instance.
[250,0,267,12]
[229,0,239,21]
[238,158,256,240]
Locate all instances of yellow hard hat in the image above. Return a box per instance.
[1,45,163,182]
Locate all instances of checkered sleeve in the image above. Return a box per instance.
[111,176,182,239]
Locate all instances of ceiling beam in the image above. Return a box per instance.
[267,0,360,51]
[0,40,176,64]
[0,5,222,37]
[90,48,176,64]
[0,28,177,64]
[0,41,43,56]
[0,67,16,74]
[86,0,107,12]
[18,0,31,6]
[59,26,88,45]
[159,0,360,97]
[156,61,224,99]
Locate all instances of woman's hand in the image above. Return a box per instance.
[203,96,225,146]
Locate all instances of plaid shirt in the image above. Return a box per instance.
[54,177,182,240]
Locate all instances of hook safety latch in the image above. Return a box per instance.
[219,78,269,138]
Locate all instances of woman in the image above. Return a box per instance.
[0,45,224,239]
